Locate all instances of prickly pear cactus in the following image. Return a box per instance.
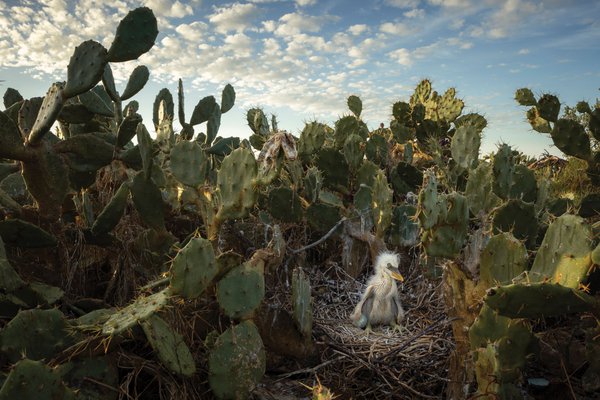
[465,162,501,216]
[371,170,393,239]
[170,140,208,187]
[215,148,258,221]
[140,314,196,377]
[292,267,313,341]
[450,124,480,170]
[91,182,130,236]
[0,359,72,400]
[102,288,170,336]
[216,260,265,320]
[492,144,515,200]
[169,237,217,299]
[208,320,266,400]
[479,233,527,287]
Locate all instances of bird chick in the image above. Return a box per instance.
[351,251,405,334]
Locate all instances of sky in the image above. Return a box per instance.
[0,0,599,156]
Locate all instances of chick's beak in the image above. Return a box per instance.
[386,265,404,282]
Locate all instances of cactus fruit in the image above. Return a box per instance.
[107,7,158,62]
[120,65,150,101]
[0,359,71,399]
[371,170,393,239]
[550,118,592,160]
[140,314,196,376]
[267,187,303,223]
[170,140,208,187]
[465,162,501,216]
[0,309,78,363]
[0,219,56,247]
[479,233,527,287]
[529,214,593,288]
[216,260,265,320]
[347,95,362,118]
[102,288,170,336]
[450,124,480,169]
[208,320,266,400]
[64,40,108,99]
[169,237,217,299]
[292,267,313,340]
[130,171,165,231]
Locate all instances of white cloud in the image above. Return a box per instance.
[428,0,473,8]
[385,0,420,8]
[518,48,530,55]
[144,0,195,18]
[175,21,207,42]
[404,8,425,18]
[223,33,253,57]
[348,24,368,36]
[388,48,412,66]
[274,12,337,36]
[379,22,411,35]
[296,0,317,6]
[208,3,260,34]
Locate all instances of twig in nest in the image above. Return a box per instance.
[373,315,459,363]
[289,217,347,254]
[274,357,344,380]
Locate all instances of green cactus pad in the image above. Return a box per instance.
[28,82,64,145]
[54,133,114,172]
[169,237,217,299]
[303,167,322,203]
[0,238,24,292]
[102,63,119,102]
[410,79,432,105]
[292,267,313,340]
[492,199,538,248]
[130,171,165,231]
[371,171,393,239]
[388,204,419,247]
[550,118,591,160]
[298,122,327,161]
[389,120,414,143]
[365,133,388,167]
[454,113,487,134]
[207,137,240,156]
[0,309,79,363]
[530,214,592,288]
[465,162,501,216]
[390,162,423,195]
[136,123,154,179]
[469,304,532,350]
[347,95,362,118]
[485,283,599,319]
[450,124,480,169]
[221,84,236,114]
[417,171,440,230]
[392,101,411,124]
[102,288,170,336]
[206,103,222,146]
[589,108,600,141]
[141,314,196,377]
[190,95,217,126]
[152,88,173,129]
[17,97,41,140]
[91,182,129,236]
[107,7,158,62]
[306,203,341,233]
[58,356,119,400]
[316,148,349,191]
[216,148,258,220]
[0,111,27,160]
[216,261,265,320]
[514,88,537,106]
[479,233,528,287]
[334,115,368,148]
[116,113,142,147]
[247,108,270,137]
[343,134,365,171]
[421,192,469,258]
[120,65,150,101]
[536,94,560,122]
[267,187,303,223]
[0,359,70,400]
[3,88,23,109]
[64,40,108,99]
[0,219,56,248]
[170,140,208,187]
[208,320,266,400]
[492,144,515,200]
[509,164,537,202]
[78,89,114,117]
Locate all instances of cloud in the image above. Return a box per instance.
[384,0,420,8]
[518,48,530,55]
[208,3,260,34]
[274,12,338,36]
[144,0,195,19]
[404,8,425,18]
[428,0,473,8]
[379,22,411,35]
[175,21,208,42]
[296,0,317,6]
[348,24,368,36]
[388,48,412,66]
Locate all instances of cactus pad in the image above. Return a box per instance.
[216,147,258,220]
[64,40,107,99]
[292,267,313,340]
[216,260,265,320]
[121,65,150,101]
[107,7,158,62]
[102,288,170,336]
[551,118,591,160]
[0,359,70,399]
[169,237,217,299]
[170,140,208,187]
[479,233,527,287]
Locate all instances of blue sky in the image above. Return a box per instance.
[1,0,598,156]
